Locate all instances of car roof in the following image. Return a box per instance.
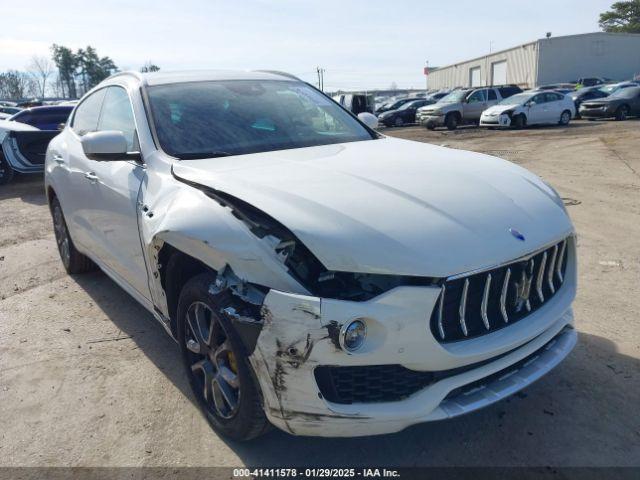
[18,105,73,113]
[126,69,300,87]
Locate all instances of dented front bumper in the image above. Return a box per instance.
[249,281,576,437]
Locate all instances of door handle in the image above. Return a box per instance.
[84,171,99,183]
[52,154,65,165]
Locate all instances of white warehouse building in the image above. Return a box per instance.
[427,32,640,90]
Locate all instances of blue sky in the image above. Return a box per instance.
[1,0,616,90]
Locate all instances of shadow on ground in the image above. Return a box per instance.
[0,174,47,205]
[72,269,640,467]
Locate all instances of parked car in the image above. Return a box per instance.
[375,97,414,115]
[579,86,640,121]
[568,86,609,118]
[425,90,449,102]
[8,105,74,130]
[377,99,430,127]
[575,77,610,87]
[0,106,22,116]
[480,91,575,128]
[598,81,639,97]
[534,83,576,94]
[417,85,522,130]
[45,70,576,440]
[0,120,61,184]
[332,93,374,115]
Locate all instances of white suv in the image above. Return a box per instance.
[45,70,577,440]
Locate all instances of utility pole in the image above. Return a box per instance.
[425,60,429,91]
[486,41,494,86]
[316,67,325,91]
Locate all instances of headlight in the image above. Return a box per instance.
[340,319,367,352]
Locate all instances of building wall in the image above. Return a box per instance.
[537,33,640,85]
[427,42,538,90]
[427,33,640,91]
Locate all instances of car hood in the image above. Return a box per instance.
[172,137,573,278]
[582,97,621,106]
[482,104,520,115]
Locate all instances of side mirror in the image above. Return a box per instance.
[358,112,379,129]
[81,130,141,162]
[57,123,66,131]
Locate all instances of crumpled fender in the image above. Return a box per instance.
[138,171,308,320]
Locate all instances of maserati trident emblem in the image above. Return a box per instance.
[509,227,525,241]
[513,260,534,312]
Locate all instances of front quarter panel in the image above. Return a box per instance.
[138,156,309,319]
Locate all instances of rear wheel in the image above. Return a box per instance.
[445,113,459,130]
[51,197,96,274]
[0,150,14,185]
[615,105,629,121]
[559,110,571,126]
[177,273,269,441]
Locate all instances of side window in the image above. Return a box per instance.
[72,89,107,135]
[467,90,485,103]
[546,92,562,102]
[98,87,137,151]
[531,94,545,105]
[488,89,497,101]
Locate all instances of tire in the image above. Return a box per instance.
[51,196,97,274]
[394,117,404,127]
[559,110,571,126]
[445,113,459,130]
[177,273,269,441]
[426,123,436,131]
[512,114,526,129]
[0,150,14,185]
[615,105,629,121]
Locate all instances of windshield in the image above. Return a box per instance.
[398,100,419,110]
[600,84,625,95]
[147,80,375,159]
[610,87,640,99]
[439,90,468,103]
[498,93,532,105]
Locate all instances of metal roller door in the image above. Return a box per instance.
[469,67,482,87]
[491,61,507,85]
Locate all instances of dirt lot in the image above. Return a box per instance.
[1,120,639,467]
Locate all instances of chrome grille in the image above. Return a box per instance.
[431,238,570,343]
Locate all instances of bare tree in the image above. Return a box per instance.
[0,71,32,100]
[140,61,160,73]
[27,55,55,98]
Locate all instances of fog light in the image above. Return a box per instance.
[340,319,367,352]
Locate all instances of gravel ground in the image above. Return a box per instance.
[1,119,639,467]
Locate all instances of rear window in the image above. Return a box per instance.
[498,87,521,99]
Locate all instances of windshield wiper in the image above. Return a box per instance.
[175,151,234,160]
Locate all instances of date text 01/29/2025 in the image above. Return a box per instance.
[233,468,401,478]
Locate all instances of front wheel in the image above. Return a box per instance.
[512,114,526,129]
[559,110,571,126]
[445,113,458,130]
[615,105,629,121]
[177,273,269,441]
